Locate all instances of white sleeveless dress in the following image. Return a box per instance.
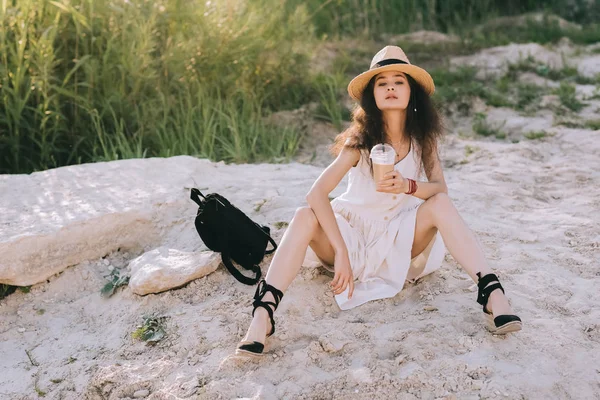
[302,140,447,310]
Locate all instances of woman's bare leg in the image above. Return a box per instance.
[410,193,514,317]
[242,206,335,344]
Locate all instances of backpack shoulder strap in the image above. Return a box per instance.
[190,188,206,206]
[221,253,262,285]
[256,224,278,254]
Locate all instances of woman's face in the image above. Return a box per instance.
[373,71,411,111]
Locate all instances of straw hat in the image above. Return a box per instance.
[347,45,435,101]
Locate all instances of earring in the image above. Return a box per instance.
[414,107,417,112]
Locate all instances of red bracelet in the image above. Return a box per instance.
[405,179,417,195]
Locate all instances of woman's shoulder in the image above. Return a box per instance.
[341,138,369,168]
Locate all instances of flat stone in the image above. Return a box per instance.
[1,156,340,286]
[129,248,220,295]
[133,389,150,398]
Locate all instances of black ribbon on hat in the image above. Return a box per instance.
[372,59,409,69]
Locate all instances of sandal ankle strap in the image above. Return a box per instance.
[476,272,505,313]
[251,279,284,336]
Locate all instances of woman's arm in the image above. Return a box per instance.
[410,145,448,199]
[378,143,448,200]
[406,179,447,200]
[305,143,360,255]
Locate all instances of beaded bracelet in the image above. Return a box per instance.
[405,178,418,195]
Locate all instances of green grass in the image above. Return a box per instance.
[506,55,600,85]
[464,145,479,156]
[516,83,547,112]
[291,1,600,40]
[254,199,267,213]
[555,82,586,112]
[472,113,505,138]
[524,130,549,140]
[34,385,46,397]
[555,117,584,128]
[432,67,493,114]
[432,66,549,114]
[586,87,600,100]
[0,284,17,300]
[0,0,313,174]
[312,72,350,131]
[466,13,600,48]
[273,221,289,229]
[584,119,600,130]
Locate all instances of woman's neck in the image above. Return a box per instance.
[382,110,407,144]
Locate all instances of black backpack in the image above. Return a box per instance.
[190,188,277,285]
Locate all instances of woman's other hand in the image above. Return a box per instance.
[330,250,354,299]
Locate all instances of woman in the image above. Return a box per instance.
[236,45,522,357]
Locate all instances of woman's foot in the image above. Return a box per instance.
[236,281,284,356]
[485,288,515,318]
[240,307,272,346]
[476,272,522,334]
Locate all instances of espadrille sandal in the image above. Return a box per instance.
[476,272,522,334]
[236,279,284,357]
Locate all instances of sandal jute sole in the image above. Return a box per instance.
[485,313,523,335]
[235,340,265,357]
[476,272,523,335]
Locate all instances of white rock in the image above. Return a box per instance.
[129,248,220,295]
[133,389,150,398]
[0,156,341,286]
[318,331,351,353]
[577,54,600,78]
[450,43,567,79]
[351,367,372,384]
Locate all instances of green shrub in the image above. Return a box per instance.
[132,315,167,343]
[585,119,600,130]
[100,269,129,298]
[555,82,586,111]
[472,112,505,137]
[0,284,17,300]
[524,131,548,140]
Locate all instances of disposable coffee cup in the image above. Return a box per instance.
[370,143,396,185]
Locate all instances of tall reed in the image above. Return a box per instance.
[0,0,314,173]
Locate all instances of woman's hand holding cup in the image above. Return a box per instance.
[376,170,408,194]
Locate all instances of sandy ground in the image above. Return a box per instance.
[1,122,598,399]
[1,44,600,399]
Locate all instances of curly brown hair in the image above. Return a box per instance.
[330,73,444,178]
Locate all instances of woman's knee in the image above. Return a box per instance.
[424,193,454,222]
[293,206,319,234]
